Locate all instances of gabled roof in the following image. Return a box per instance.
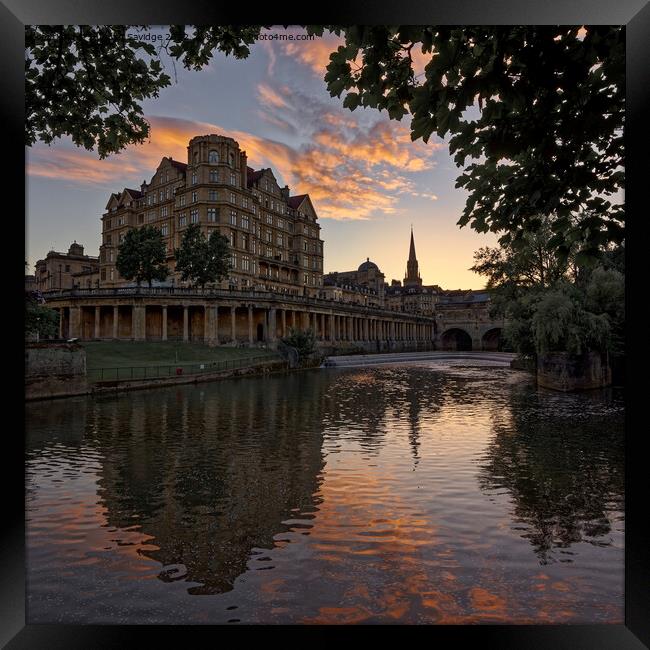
[287,194,308,209]
[169,158,187,172]
[246,167,264,187]
[123,188,142,199]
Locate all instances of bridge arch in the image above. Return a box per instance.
[481,327,503,351]
[440,328,473,351]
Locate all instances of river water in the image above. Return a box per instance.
[25,360,624,624]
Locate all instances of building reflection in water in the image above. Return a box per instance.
[85,373,327,595]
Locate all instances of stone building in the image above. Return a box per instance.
[99,134,324,296]
[385,229,441,316]
[323,258,386,305]
[35,242,99,292]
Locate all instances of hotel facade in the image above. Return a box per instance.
[100,134,323,296]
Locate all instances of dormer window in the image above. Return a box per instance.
[209,150,219,164]
[229,152,235,167]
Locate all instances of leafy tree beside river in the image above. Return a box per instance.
[471,222,624,361]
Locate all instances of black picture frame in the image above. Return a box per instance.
[8,1,649,646]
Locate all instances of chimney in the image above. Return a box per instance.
[240,151,248,188]
[280,185,290,201]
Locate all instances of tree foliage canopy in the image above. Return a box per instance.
[174,223,231,289]
[115,225,169,287]
[25,291,59,338]
[309,25,624,258]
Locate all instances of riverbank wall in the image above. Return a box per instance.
[25,342,89,400]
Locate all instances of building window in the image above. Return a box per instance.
[241,215,249,230]
[242,256,250,271]
[179,214,187,226]
[101,269,106,281]
[190,209,199,224]
[230,210,237,226]
[209,190,218,201]
[265,230,272,243]
[230,231,236,247]
[231,254,237,268]
[138,214,144,224]
[303,273,308,284]
[110,268,114,281]
[303,255,309,267]
[105,234,112,244]
[266,213,273,225]
[119,233,125,243]
[209,170,218,182]
[277,233,283,246]
[303,242,308,251]
[191,172,197,185]
[179,195,186,207]
[161,206,168,217]
[207,208,217,222]
[209,150,219,163]
[242,197,248,209]
[230,173,236,186]
[229,152,235,167]
[230,192,236,204]
[191,191,198,203]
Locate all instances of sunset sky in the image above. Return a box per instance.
[26,26,499,289]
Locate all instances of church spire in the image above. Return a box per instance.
[408,226,417,262]
[404,226,423,287]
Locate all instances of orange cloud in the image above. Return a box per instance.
[27,105,443,222]
[257,83,289,109]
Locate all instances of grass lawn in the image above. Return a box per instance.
[82,340,279,370]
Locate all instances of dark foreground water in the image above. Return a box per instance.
[25,361,624,624]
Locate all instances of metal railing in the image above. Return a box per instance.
[88,353,283,382]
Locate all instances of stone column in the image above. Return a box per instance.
[69,306,81,338]
[214,307,219,345]
[269,308,277,342]
[183,306,189,342]
[231,306,236,343]
[162,306,168,341]
[112,306,119,339]
[59,308,64,338]
[248,305,254,343]
[364,318,369,341]
[329,311,334,342]
[282,309,287,338]
[203,304,210,343]
[133,304,146,341]
[94,306,100,339]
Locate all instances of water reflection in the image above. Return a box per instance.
[25,363,624,624]
[88,374,327,594]
[477,385,624,564]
